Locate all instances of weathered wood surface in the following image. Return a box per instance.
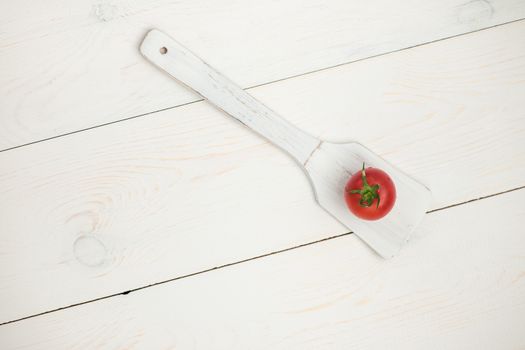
[1,0,525,150]
[1,20,524,323]
[1,188,524,349]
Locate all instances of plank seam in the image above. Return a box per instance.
[425,185,525,214]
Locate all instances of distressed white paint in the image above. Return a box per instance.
[1,20,524,324]
[140,30,432,258]
[304,142,431,257]
[140,30,320,165]
[1,0,525,150]
[1,189,524,349]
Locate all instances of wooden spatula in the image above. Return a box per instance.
[140,29,432,258]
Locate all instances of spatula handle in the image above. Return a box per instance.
[140,29,320,164]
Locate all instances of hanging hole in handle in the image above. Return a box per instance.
[159,47,168,55]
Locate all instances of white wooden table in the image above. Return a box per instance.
[1,1,525,349]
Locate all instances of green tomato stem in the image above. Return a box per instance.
[348,163,381,208]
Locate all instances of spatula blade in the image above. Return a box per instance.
[304,141,432,258]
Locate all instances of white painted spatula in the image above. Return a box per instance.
[140,29,432,258]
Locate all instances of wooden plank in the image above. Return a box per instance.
[1,188,524,349]
[1,20,525,323]
[1,0,525,150]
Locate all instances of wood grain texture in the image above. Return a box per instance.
[1,0,525,150]
[140,29,431,258]
[1,20,525,323]
[1,188,524,349]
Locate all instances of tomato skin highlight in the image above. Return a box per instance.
[344,167,396,220]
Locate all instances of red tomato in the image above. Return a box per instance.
[344,164,396,220]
